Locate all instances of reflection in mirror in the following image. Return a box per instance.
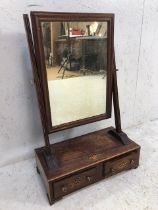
[41,21,108,126]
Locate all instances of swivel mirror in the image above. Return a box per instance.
[42,21,109,127]
[24,12,140,205]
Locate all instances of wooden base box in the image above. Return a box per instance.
[35,127,140,205]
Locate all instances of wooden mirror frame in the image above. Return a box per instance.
[23,11,124,154]
[30,12,114,133]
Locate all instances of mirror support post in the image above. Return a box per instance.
[108,50,130,145]
[23,15,56,160]
[112,51,122,133]
[23,14,50,149]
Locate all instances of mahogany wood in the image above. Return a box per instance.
[23,14,51,151]
[23,15,61,168]
[112,59,122,133]
[30,12,114,133]
[35,127,140,205]
[23,12,141,205]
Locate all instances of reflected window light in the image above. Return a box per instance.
[90,22,98,35]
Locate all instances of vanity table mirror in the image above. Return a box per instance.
[42,21,109,127]
[23,12,140,205]
[29,13,113,133]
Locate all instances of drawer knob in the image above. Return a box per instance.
[111,168,116,174]
[130,159,135,168]
[87,176,92,182]
[131,159,134,164]
[62,186,67,193]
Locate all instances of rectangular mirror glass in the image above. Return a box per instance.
[41,21,108,126]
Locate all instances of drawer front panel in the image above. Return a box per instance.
[53,165,102,199]
[104,151,139,177]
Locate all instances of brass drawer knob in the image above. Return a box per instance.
[86,176,92,182]
[130,159,135,168]
[111,168,116,174]
[62,186,67,193]
[130,159,135,165]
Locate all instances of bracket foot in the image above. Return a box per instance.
[108,129,131,145]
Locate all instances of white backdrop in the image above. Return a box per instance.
[0,0,158,167]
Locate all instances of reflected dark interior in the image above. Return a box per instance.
[42,22,107,80]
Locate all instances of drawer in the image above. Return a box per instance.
[104,151,139,178]
[53,165,102,199]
